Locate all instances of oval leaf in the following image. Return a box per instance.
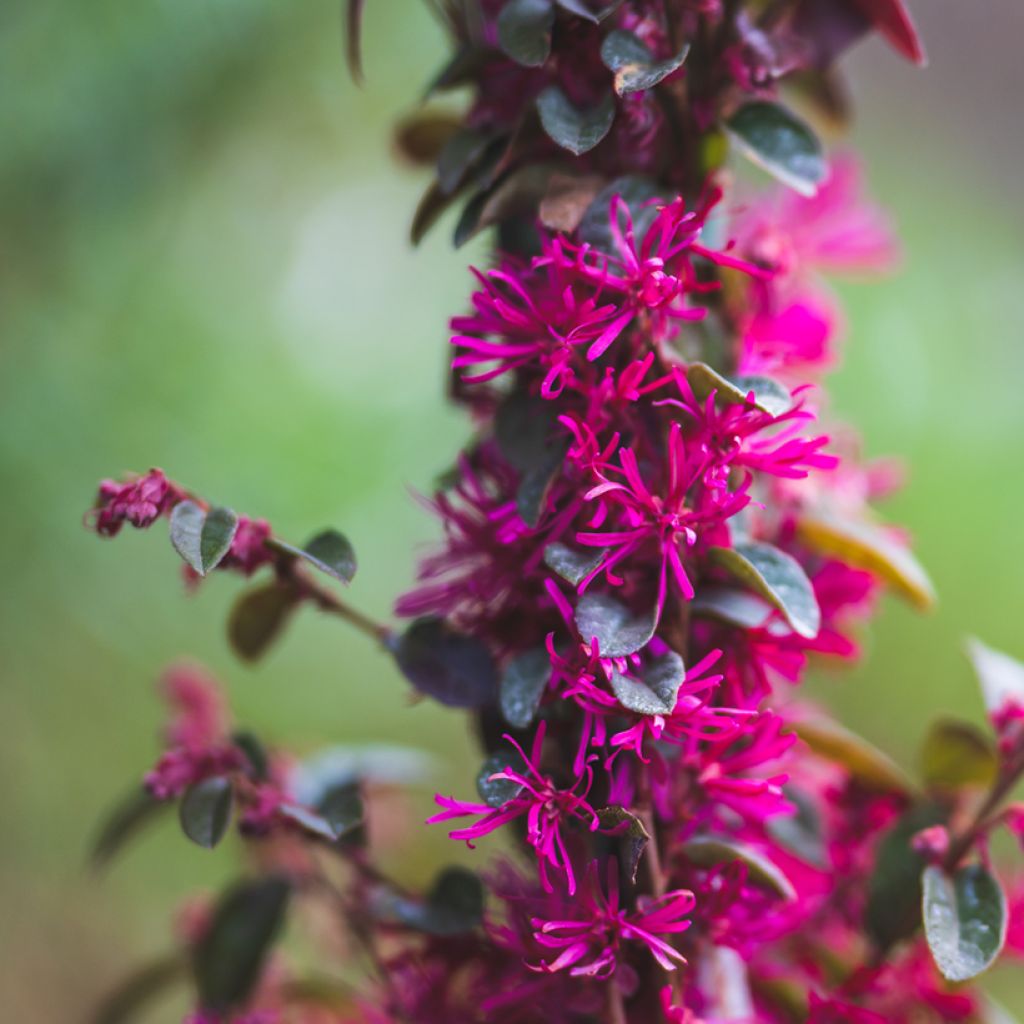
[725,100,826,197]
[600,29,689,95]
[920,718,997,792]
[575,591,657,658]
[690,585,774,630]
[796,513,935,611]
[272,529,357,584]
[500,647,551,729]
[966,637,1024,717]
[596,805,650,882]
[201,506,239,573]
[923,864,1007,983]
[681,837,796,901]
[228,581,302,663]
[708,541,821,639]
[865,802,945,949]
[179,777,234,850]
[477,750,527,807]
[497,0,554,67]
[686,362,793,417]
[610,651,685,716]
[169,501,239,576]
[393,617,498,708]
[90,787,169,870]
[578,175,661,256]
[390,866,485,936]
[437,127,496,195]
[543,542,607,587]
[795,718,913,793]
[536,86,615,156]
[194,876,291,1013]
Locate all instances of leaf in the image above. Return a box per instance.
[170,501,239,576]
[179,777,234,850]
[411,180,459,245]
[681,837,796,901]
[90,954,186,1024]
[437,128,496,195]
[543,543,606,587]
[864,802,945,950]
[610,651,685,716]
[271,529,357,584]
[390,867,485,936]
[920,718,998,792]
[794,719,913,793]
[578,175,661,255]
[194,876,291,1013]
[767,786,828,868]
[574,591,657,658]
[708,542,820,639]
[393,617,498,708]
[690,586,773,630]
[344,0,366,84]
[923,864,1007,982]
[232,730,270,782]
[495,392,561,472]
[455,164,559,248]
[597,805,649,882]
[538,172,606,232]
[477,750,527,807]
[686,362,793,417]
[796,513,935,611]
[966,637,1024,717]
[515,445,566,526]
[394,112,461,165]
[536,86,615,156]
[227,581,302,663]
[500,647,551,729]
[277,788,363,842]
[90,787,169,870]
[496,0,554,67]
[725,100,826,197]
[599,30,689,95]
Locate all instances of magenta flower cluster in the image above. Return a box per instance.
[85,1,1024,1022]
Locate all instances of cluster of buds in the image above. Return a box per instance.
[87,1,1024,1023]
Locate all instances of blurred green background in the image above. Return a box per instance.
[1,0,1022,1018]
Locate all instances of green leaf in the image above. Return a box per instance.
[920,718,998,791]
[90,954,186,1024]
[454,163,558,249]
[795,718,913,794]
[725,100,826,197]
[437,128,497,194]
[496,0,554,67]
[495,392,561,471]
[194,876,291,1013]
[500,647,551,729]
[766,786,828,868]
[392,616,498,708]
[227,581,302,663]
[596,805,649,882]
[477,750,527,807]
[390,867,485,936]
[610,651,685,716]
[864,802,945,950]
[536,86,615,156]
[278,786,363,843]
[179,777,234,850]
[575,591,657,658]
[966,637,1024,717]
[686,362,793,417]
[543,542,606,587]
[923,864,1008,982]
[578,175,661,256]
[690,586,773,630]
[90,787,169,870]
[796,513,935,611]
[600,30,689,95]
[681,837,796,901]
[271,529,357,584]
[516,444,567,527]
[708,542,820,639]
[169,501,239,576]
[232,730,270,782]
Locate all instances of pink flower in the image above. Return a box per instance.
[530,861,694,976]
[428,722,601,894]
[222,517,273,575]
[88,468,182,536]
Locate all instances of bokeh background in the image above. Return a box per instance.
[2,0,1022,1018]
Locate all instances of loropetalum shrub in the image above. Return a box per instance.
[86,3,1024,1022]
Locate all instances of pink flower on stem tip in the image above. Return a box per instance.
[576,421,750,616]
[427,721,602,894]
[530,860,694,977]
[88,468,183,536]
